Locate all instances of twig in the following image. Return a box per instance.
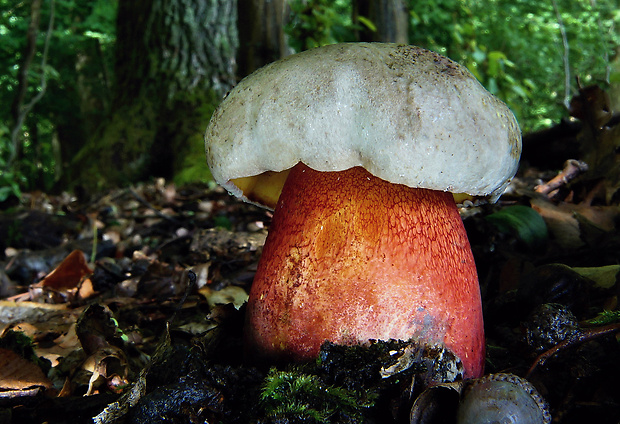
[169,270,196,326]
[534,159,588,196]
[22,1,55,112]
[128,188,181,224]
[7,0,56,170]
[526,322,620,378]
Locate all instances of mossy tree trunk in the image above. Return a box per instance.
[70,0,237,190]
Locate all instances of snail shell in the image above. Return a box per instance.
[457,373,551,424]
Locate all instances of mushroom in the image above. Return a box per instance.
[205,43,521,378]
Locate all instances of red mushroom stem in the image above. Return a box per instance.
[245,162,485,378]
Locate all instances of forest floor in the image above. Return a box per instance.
[0,87,619,424]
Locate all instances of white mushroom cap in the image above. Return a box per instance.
[205,43,521,207]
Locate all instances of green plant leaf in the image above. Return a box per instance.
[571,265,620,289]
[486,205,548,249]
[357,16,377,32]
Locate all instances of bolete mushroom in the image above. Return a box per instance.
[205,43,520,378]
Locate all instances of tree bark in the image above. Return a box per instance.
[237,0,292,78]
[70,0,238,189]
[353,0,409,44]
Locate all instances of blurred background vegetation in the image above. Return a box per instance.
[1,0,618,199]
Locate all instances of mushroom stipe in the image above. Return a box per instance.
[245,162,485,378]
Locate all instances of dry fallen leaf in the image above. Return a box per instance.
[0,348,52,390]
[531,197,619,249]
[531,198,583,248]
[82,346,129,396]
[40,249,93,290]
[35,323,82,367]
[199,285,248,310]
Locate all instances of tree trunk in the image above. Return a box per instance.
[70,0,238,189]
[353,0,408,44]
[237,0,292,78]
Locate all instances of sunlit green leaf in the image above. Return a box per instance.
[486,205,548,249]
[357,16,377,32]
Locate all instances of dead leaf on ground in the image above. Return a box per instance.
[199,285,248,310]
[39,249,93,290]
[82,345,129,396]
[531,197,619,249]
[0,347,52,390]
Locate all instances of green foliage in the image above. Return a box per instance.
[0,0,117,193]
[0,123,22,202]
[583,310,620,326]
[408,0,473,57]
[0,170,23,203]
[486,205,549,250]
[471,0,618,131]
[286,0,357,51]
[2,0,619,192]
[286,0,619,132]
[261,367,376,423]
[408,0,619,132]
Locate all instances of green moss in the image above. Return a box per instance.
[71,101,158,190]
[260,367,376,423]
[72,85,220,190]
[172,127,213,186]
[168,89,219,177]
[0,330,48,371]
[584,310,620,326]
